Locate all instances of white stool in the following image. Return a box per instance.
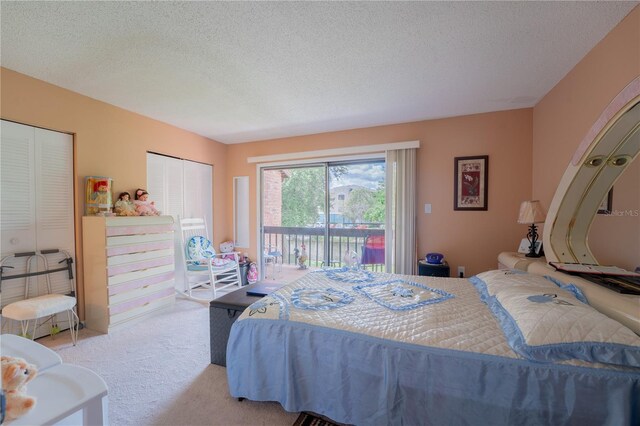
[1,252,79,345]
[3,294,79,345]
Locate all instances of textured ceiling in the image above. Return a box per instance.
[1,1,637,144]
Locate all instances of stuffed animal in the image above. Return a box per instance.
[219,241,236,261]
[298,243,308,269]
[1,356,37,422]
[343,249,359,269]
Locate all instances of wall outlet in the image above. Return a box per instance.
[424,203,432,214]
[457,266,465,278]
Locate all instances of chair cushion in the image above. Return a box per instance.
[186,236,216,260]
[3,294,76,321]
[187,260,237,272]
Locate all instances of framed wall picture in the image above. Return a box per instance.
[597,188,613,214]
[454,155,488,211]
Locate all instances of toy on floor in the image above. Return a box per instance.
[1,356,37,422]
[114,192,139,216]
[133,189,161,216]
[220,241,235,261]
[247,262,258,284]
[343,249,359,269]
[298,243,308,269]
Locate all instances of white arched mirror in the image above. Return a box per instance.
[544,76,640,268]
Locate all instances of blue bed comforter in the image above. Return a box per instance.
[226,270,640,425]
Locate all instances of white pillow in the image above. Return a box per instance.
[471,269,557,301]
[487,285,640,367]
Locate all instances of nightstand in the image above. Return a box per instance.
[497,252,546,271]
[418,260,450,277]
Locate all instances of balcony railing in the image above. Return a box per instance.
[264,225,385,272]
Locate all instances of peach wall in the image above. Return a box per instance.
[533,6,640,270]
[227,109,533,277]
[0,67,228,318]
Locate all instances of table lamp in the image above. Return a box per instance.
[518,200,546,258]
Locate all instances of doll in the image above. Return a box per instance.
[91,180,111,205]
[247,262,258,284]
[114,192,139,216]
[133,189,161,216]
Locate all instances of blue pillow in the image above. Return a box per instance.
[186,236,216,261]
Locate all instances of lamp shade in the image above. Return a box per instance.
[518,200,546,224]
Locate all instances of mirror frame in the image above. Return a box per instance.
[544,76,640,265]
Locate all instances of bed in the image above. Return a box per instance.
[226,268,640,425]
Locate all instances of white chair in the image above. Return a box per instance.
[0,250,79,345]
[178,217,242,301]
[264,244,283,279]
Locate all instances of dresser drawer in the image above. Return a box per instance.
[107,249,174,266]
[109,278,174,305]
[106,240,173,257]
[107,232,173,247]
[107,255,173,276]
[108,271,174,297]
[108,264,174,286]
[109,286,174,318]
[106,224,174,237]
[109,293,174,329]
[106,216,174,226]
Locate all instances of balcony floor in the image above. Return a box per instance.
[263,263,315,284]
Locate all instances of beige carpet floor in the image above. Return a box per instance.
[38,296,299,426]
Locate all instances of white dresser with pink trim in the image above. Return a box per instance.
[82,215,175,333]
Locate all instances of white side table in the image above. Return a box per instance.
[1,334,109,425]
[1,334,62,371]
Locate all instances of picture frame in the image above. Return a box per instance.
[85,176,113,216]
[454,155,488,211]
[518,238,542,255]
[597,188,613,215]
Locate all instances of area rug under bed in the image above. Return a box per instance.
[292,411,346,426]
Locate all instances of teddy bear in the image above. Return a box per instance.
[219,241,236,261]
[1,356,37,422]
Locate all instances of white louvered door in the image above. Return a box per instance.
[146,152,166,214]
[146,153,212,226]
[164,156,185,220]
[146,152,213,293]
[0,121,36,256]
[1,120,75,313]
[34,128,76,295]
[183,159,213,228]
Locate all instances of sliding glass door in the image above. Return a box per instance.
[327,161,386,271]
[260,159,385,280]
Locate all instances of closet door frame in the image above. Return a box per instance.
[0,119,76,321]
